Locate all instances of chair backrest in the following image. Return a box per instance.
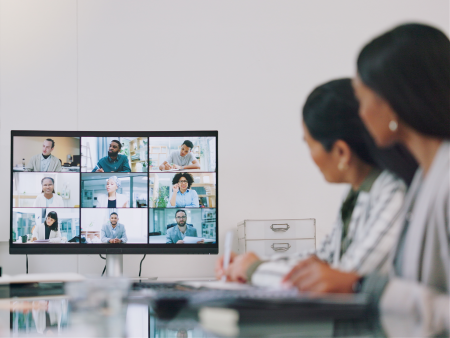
[167,223,193,230]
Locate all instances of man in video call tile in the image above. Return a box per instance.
[92,140,131,172]
[101,212,128,243]
[25,139,62,172]
[166,210,204,244]
[159,140,201,171]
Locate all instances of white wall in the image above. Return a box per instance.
[0,0,448,277]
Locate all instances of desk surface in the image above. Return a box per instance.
[3,294,443,337]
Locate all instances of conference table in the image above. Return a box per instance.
[0,279,443,337]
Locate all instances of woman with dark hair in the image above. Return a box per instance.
[33,177,64,207]
[216,78,417,289]
[351,23,450,331]
[32,211,61,242]
[169,173,199,208]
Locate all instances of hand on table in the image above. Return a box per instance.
[225,252,261,283]
[176,240,184,244]
[95,168,104,173]
[163,162,173,170]
[281,255,360,294]
[172,164,181,169]
[197,239,204,244]
[109,238,122,243]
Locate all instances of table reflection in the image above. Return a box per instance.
[6,297,448,338]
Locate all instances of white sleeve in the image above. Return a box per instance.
[55,195,65,207]
[189,153,196,164]
[250,223,339,287]
[381,278,449,333]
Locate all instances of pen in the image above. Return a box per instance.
[221,230,234,282]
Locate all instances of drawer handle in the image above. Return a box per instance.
[270,224,290,232]
[271,243,291,252]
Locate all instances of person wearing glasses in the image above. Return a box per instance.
[168,173,199,208]
[166,210,204,244]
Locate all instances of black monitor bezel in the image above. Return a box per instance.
[10,130,218,255]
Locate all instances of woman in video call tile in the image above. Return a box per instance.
[168,173,199,208]
[33,177,64,207]
[32,211,62,242]
[96,176,128,208]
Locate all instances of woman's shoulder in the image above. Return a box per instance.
[373,169,408,191]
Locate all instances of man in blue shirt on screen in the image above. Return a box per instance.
[92,140,131,172]
[101,212,128,243]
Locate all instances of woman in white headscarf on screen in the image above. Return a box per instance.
[96,176,129,208]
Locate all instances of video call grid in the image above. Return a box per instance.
[11,133,217,246]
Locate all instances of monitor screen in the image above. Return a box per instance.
[10,131,218,254]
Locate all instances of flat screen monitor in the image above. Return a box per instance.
[10,131,218,255]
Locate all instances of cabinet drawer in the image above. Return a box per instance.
[245,239,315,258]
[238,219,315,240]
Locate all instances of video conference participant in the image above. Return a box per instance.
[159,140,201,171]
[32,211,62,242]
[166,210,204,244]
[25,139,62,172]
[216,79,416,289]
[101,212,128,243]
[33,177,64,207]
[168,173,199,208]
[96,176,129,208]
[92,140,131,173]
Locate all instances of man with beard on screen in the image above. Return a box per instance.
[92,140,131,172]
[166,210,204,244]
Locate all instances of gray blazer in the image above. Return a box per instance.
[377,141,450,333]
[25,154,62,172]
[166,226,198,243]
[101,223,128,243]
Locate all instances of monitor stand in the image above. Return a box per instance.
[105,254,157,280]
[106,254,123,277]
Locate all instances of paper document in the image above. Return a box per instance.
[181,280,255,290]
[183,236,205,244]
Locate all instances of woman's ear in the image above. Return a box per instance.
[332,140,352,170]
